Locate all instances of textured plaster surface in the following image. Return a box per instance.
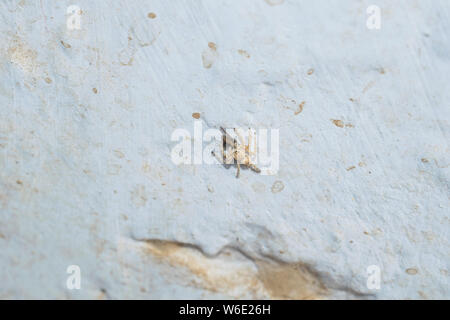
[0,0,449,299]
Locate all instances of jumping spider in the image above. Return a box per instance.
[213,127,261,178]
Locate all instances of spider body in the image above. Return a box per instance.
[218,127,261,178]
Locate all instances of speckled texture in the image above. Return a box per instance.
[0,0,448,299]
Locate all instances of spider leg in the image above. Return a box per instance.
[234,128,248,147]
[247,128,252,152]
[249,163,261,173]
[220,127,236,147]
[236,162,240,178]
[247,128,258,162]
[217,146,235,167]
[211,149,224,164]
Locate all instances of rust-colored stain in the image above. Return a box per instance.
[208,42,217,51]
[294,101,305,115]
[331,119,344,128]
[142,240,258,295]
[147,12,157,19]
[346,166,356,171]
[331,119,354,128]
[192,112,201,119]
[92,88,98,94]
[141,239,327,299]
[406,268,418,275]
[307,68,314,75]
[256,261,327,299]
[45,77,52,84]
[238,49,250,58]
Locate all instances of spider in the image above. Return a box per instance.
[213,127,261,178]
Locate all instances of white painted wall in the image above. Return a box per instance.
[0,0,448,299]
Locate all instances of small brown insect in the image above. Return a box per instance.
[213,127,261,178]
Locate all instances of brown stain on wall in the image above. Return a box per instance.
[208,42,217,51]
[294,101,305,115]
[256,261,327,299]
[331,119,354,128]
[331,119,344,128]
[141,239,327,299]
[238,49,250,58]
[7,38,38,73]
[142,240,258,295]
[406,268,418,275]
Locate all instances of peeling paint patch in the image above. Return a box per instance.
[7,40,38,73]
[140,239,327,299]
